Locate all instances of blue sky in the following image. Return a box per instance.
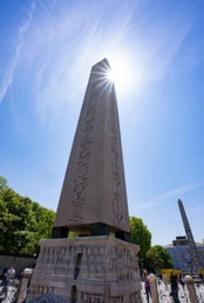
[0,0,204,245]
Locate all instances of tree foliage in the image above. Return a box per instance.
[146,245,173,273]
[0,177,55,255]
[129,216,152,264]
[0,176,8,189]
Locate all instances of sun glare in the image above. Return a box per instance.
[105,53,134,93]
[97,51,143,96]
[106,69,114,83]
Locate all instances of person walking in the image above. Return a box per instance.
[7,266,16,285]
[144,274,151,303]
[0,268,8,302]
[178,274,185,289]
[170,273,181,303]
[143,270,152,303]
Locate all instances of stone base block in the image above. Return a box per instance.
[28,236,142,303]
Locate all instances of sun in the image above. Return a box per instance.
[96,51,142,96]
[105,53,134,93]
[106,69,114,83]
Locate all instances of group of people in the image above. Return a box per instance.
[1,266,16,283]
[143,269,182,303]
[0,266,16,297]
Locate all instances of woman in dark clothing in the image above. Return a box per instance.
[170,273,181,303]
[143,270,151,303]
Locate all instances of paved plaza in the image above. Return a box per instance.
[0,279,20,303]
[1,278,204,303]
[141,280,204,303]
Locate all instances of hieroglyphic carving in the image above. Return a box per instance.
[110,100,124,226]
[70,87,96,221]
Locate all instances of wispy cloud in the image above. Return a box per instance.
[0,1,35,103]
[134,182,202,210]
[0,0,196,120]
[18,0,136,123]
[32,2,193,122]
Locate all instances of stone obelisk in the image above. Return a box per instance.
[53,58,129,239]
[29,59,142,303]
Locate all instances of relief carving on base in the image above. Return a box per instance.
[129,292,142,303]
[110,296,124,303]
[80,292,104,303]
[37,244,140,283]
[29,285,54,297]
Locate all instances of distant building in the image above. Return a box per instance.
[164,236,204,272]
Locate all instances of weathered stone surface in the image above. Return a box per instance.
[30,293,67,303]
[28,237,142,303]
[148,274,159,303]
[54,59,129,233]
[184,275,199,303]
[17,268,33,303]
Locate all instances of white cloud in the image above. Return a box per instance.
[0,0,195,121]
[0,1,35,103]
[16,1,135,123]
[133,182,202,210]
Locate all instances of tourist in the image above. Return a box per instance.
[178,274,184,288]
[143,270,151,303]
[0,268,8,300]
[1,268,8,285]
[170,273,180,303]
[7,266,16,284]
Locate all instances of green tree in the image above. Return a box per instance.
[0,176,8,189]
[146,245,173,273]
[0,178,55,255]
[129,217,152,267]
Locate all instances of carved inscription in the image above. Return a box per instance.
[110,100,124,225]
[80,292,104,303]
[106,246,141,282]
[70,89,96,221]
[37,244,139,283]
[110,296,124,303]
[29,285,54,296]
[30,240,142,303]
[129,292,141,303]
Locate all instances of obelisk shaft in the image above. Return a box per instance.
[54,59,129,235]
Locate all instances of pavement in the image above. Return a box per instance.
[0,280,20,303]
[1,278,204,302]
[141,280,204,303]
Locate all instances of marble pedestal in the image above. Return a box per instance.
[28,236,142,303]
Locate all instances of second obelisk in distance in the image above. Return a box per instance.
[53,58,129,238]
